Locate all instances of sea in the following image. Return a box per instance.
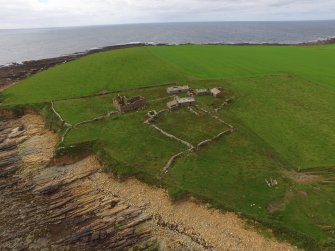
[0,20,335,66]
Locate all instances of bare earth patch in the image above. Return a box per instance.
[18,114,58,167]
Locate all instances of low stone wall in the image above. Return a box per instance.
[162,151,186,173]
[144,104,236,174]
[149,123,194,149]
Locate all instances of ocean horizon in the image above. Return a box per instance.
[1,20,335,66]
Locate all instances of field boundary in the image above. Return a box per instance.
[52,82,178,103]
[144,105,235,173]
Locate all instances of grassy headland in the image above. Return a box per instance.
[1,44,335,250]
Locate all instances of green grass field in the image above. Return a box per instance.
[54,95,116,125]
[2,45,335,105]
[222,75,335,169]
[148,45,335,89]
[155,108,229,145]
[63,112,186,180]
[1,45,335,250]
[2,47,188,105]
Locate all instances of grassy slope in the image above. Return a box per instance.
[3,44,335,106]
[58,76,335,247]
[223,75,335,169]
[54,95,116,125]
[155,109,229,145]
[167,125,289,217]
[148,45,335,89]
[168,132,335,245]
[166,77,335,245]
[63,111,186,180]
[2,47,188,105]
[54,85,171,125]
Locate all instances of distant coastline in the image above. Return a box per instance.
[1,36,334,89]
[1,20,335,66]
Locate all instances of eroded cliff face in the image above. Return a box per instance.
[0,114,295,251]
[0,114,160,250]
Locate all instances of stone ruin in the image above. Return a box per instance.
[113,94,145,113]
[167,96,195,110]
[188,89,211,96]
[188,87,224,97]
[166,85,224,111]
[210,87,224,97]
[167,85,190,94]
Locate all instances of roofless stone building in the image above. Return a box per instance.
[194,89,211,96]
[167,85,190,94]
[113,95,145,113]
[167,96,195,110]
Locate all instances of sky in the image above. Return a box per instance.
[0,0,334,29]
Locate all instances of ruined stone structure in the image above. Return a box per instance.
[210,88,224,98]
[167,85,190,94]
[167,96,195,110]
[177,97,195,107]
[195,89,211,96]
[167,100,179,110]
[113,95,145,113]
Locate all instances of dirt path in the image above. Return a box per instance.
[0,114,297,250]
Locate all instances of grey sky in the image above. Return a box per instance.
[0,0,334,29]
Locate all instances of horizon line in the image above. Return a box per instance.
[1,19,335,31]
